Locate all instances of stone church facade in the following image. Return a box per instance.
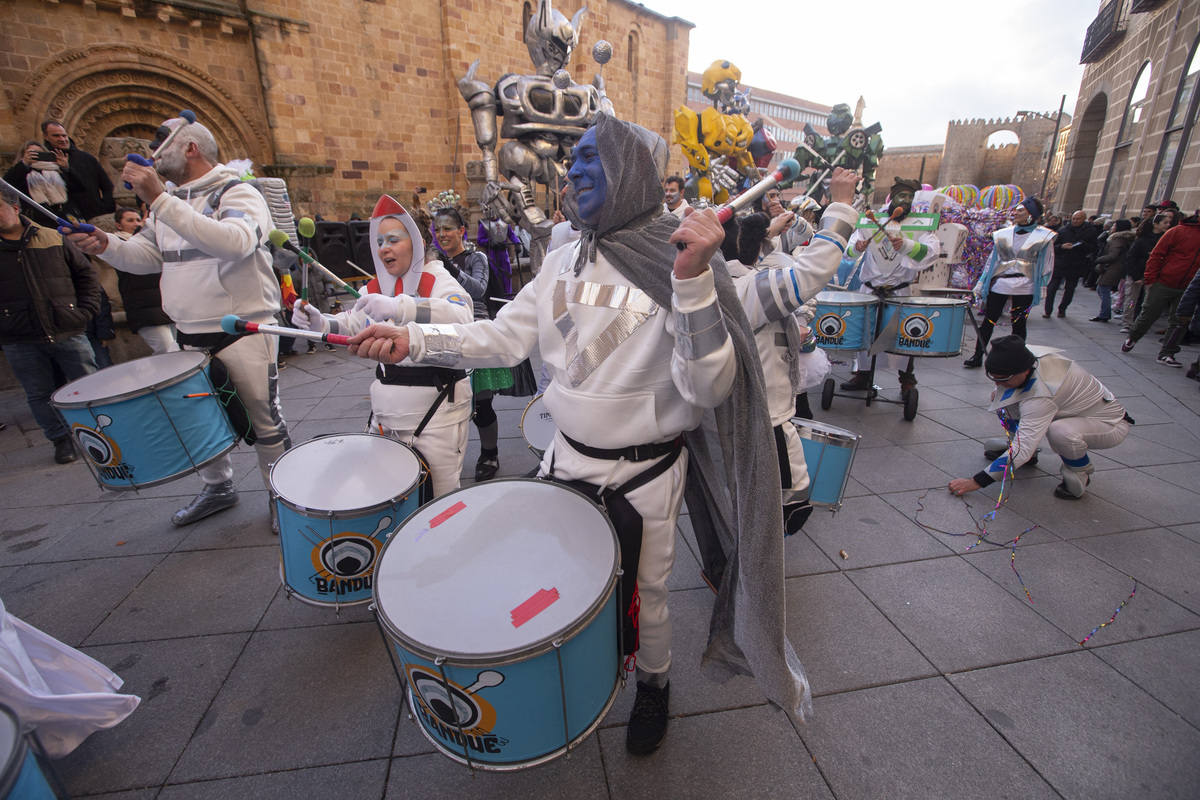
[1,0,692,219]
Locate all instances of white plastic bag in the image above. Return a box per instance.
[0,596,140,758]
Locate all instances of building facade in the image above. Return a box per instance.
[0,0,693,220]
[1059,0,1200,216]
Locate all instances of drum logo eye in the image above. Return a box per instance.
[817,313,845,339]
[317,535,378,578]
[902,314,933,340]
[406,666,506,750]
[74,427,115,465]
[71,420,133,481]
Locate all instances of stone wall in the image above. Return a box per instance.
[935,113,1067,198]
[872,144,942,204]
[1060,0,1200,216]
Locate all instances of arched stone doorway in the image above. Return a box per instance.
[1059,92,1107,212]
[12,44,271,205]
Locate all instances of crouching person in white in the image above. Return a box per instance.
[948,335,1131,501]
[292,195,474,498]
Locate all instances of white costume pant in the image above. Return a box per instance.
[539,434,688,677]
[189,333,290,488]
[378,419,469,499]
[1046,406,1130,462]
[853,286,912,373]
[778,421,810,504]
[138,324,179,355]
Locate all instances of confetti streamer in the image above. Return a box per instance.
[1079,579,1136,646]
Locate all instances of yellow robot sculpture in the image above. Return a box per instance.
[673,60,766,205]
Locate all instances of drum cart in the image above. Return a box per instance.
[820,297,920,421]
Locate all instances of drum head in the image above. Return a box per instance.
[271,434,421,512]
[793,417,860,443]
[816,290,877,305]
[520,395,556,452]
[375,479,618,660]
[51,351,207,406]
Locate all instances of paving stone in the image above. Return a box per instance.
[160,759,390,799]
[0,501,113,567]
[257,584,378,630]
[600,704,832,800]
[785,572,935,696]
[920,406,1008,439]
[950,651,1200,800]
[1096,432,1195,468]
[879,487,1058,549]
[980,472,1157,538]
[668,525,710,591]
[964,540,1198,646]
[804,494,955,570]
[1168,522,1200,545]
[0,459,109,508]
[799,678,1058,800]
[58,634,249,795]
[783,527,841,578]
[305,391,373,420]
[386,741,608,799]
[31,496,191,562]
[86,547,281,644]
[838,412,966,446]
[1137,462,1200,493]
[1092,629,1200,729]
[848,557,1075,672]
[170,623,399,782]
[0,554,163,647]
[1074,529,1200,613]
[846,445,956,495]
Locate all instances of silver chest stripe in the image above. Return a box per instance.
[673,302,728,361]
[162,248,208,263]
[755,269,801,321]
[553,279,658,387]
[417,324,463,366]
[413,300,432,325]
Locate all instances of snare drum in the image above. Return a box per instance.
[813,291,878,351]
[0,703,55,800]
[271,434,426,607]
[374,479,620,770]
[50,351,236,490]
[793,418,861,511]
[879,296,968,357]
[519,394,556,457]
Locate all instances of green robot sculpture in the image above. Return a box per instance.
[789,102,883,209]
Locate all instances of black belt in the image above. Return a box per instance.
[561,432,683,463]
[865,281,910,295]
[176,331,240,355]
[376,364,467,387]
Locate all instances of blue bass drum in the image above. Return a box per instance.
[0,703,55,800]
[270,434,426,608]
[793,418,861,511]
[813,291,878,351]
[373,479,620,770]
[880,296,968,357]
[50,351,237,490]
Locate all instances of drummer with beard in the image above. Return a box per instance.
[292,195,474,499]
[840,177,940,397]
[345,113,812,756]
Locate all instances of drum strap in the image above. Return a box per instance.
[178,333,258,446]
[542,440,684,665]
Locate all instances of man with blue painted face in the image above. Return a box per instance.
[348,114,812,756]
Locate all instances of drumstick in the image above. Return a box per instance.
[220,314,351,346]
[124,109,197,189]
[0,177,96,233]
[297,217,316,304]
[864,206,904,237]
[267,229,362,299]
[674,158,802,250]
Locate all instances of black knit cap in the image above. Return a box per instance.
[1020,196,1043,221]
[984,335,1036,376]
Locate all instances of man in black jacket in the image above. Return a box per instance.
[42,121,115,222]
[0,184,101,463]
[1043,210,1098,318]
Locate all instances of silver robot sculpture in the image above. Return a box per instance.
[457,0,614,272]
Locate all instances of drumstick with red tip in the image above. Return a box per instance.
[674,158,803,250]
[865,206,905,237]
[220,314,351,346]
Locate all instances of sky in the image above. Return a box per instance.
[634,0,1099,146]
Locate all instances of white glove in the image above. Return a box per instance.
[352,293,402,322]
[291,302,329,333]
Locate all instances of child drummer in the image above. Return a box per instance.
[292,196,474,498]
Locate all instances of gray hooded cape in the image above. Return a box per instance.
[563,113,813,721]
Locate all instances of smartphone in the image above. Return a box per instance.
[34,151,58,162]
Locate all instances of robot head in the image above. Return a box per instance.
[701,60,742,110]
[827,104,853,137]
[526,0,585,75]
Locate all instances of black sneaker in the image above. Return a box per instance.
[963,354,982,368]
[53,436,76,464]
[1054,482,1084,500]
[474,455,499,482]
[839,372,872,391]
[626,681,670,755]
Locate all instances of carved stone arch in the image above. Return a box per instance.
[15,45,271,163]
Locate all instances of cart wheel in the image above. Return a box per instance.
[821,378,835,410]
[903,387,919,421]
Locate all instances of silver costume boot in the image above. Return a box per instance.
[1054,463,1094,499]
[172,480,239,526]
